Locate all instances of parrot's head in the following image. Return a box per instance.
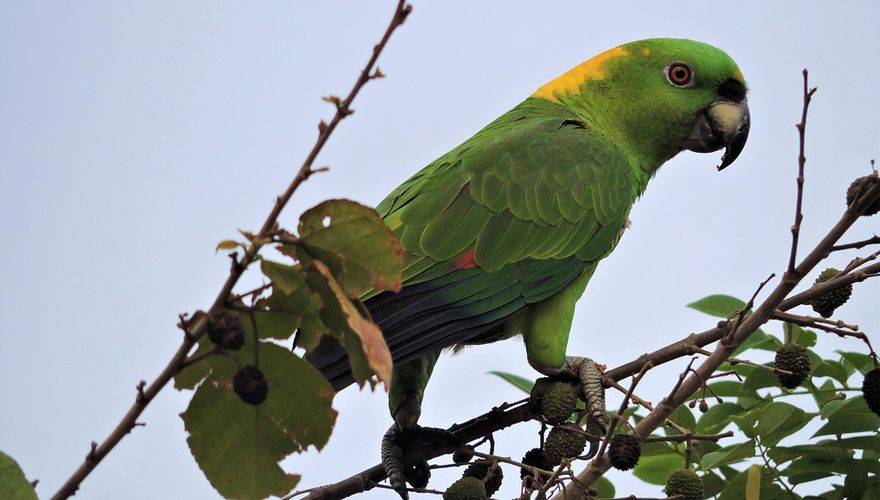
[533,38,749,171]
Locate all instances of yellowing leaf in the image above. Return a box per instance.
[215,239,240,251]
[745,464,761,500]
[305,260,392,389]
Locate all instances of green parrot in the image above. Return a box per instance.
[308,38,749,495]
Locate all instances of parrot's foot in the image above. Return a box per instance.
[563,356,608,433]
[381,423,460,499]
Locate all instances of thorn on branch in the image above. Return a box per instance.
[86,442,98,464]
[135,381,146,404]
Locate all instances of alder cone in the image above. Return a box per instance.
[863,367,880,417]
[462,461,502,497]
[443,476,486,500]
[775,343,811,389]
[608,434,641,471]
[540,381,578,425]
[206,308,245,350]
[543,425,587,465]
[520,447,552,487]
[846,173,880,216]
[810,268,852,318]
[665,469,704,500]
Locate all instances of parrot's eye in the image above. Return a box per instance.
[666,63,693,87]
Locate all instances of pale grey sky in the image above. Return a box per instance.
[1,1,878,499]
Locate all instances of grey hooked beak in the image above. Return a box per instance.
[681,100,750,171]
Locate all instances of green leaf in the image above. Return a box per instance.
[487,371,534,394]
[182,344,336,500]
[687,294,745,317]
[814,396,880,436]
[593,476,615,498]
[838,350,875,375]
[701,471,728,498]
[697,402,743,434]
[255,263,325,346]
[741,363,779,394]
[0,452,37,500]
[753,401,812,447]
[304,261,392,388]
[632,453,684,485]
[808,379,847,409]
[666,404,696,434]
[293,199,404,297]
[769,442,853,464]
[787,323,817,347]
[734,329,781,356]
[813,359,850,385]
[700,439,755,470]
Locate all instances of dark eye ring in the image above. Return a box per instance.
[667,63,693,87]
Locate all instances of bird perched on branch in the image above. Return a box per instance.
[308,38,749,497]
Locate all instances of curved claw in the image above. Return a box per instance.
[563,356,608,430]
[381,425,409,499]
[381,424,460,498]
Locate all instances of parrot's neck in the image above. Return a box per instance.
[551,94,678,198]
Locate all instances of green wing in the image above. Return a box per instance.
[313,98,635,389]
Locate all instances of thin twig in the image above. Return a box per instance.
[643,431,734,443]
[788,69,817,274]
[832,235,880,252]
[50,3,412,498]
[593,363,652,462]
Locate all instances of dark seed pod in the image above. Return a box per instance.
[520,447,551,487]
[543,425,587,465]
[810,268,853,318]
[608,434,641,471]
[233,365,268,405]
[699,399,709,413]
[846,173,880,216]
[665,469,704,500]
[775,343,811,389]
[404,460,431,489]
[452,445,474,465]
[540,381,578,425]
[443,476,486,500]
[206,308,245,351]
[862,367,880,417]
[462,460,503,497]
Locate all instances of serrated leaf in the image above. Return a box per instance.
[687,294,746,317]
[487,371,534,394]
[814,396,880,436]
[182,344,336,500]
[254,263,325,346]
[304,261,392,389]
[0,451,37,500]
[293,199,404,297]
[700,439,755,470]
[632,453,684,485]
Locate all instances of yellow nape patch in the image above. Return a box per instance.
[532,46,628,102]
[734,68,744,82]
[640,47,650,56]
